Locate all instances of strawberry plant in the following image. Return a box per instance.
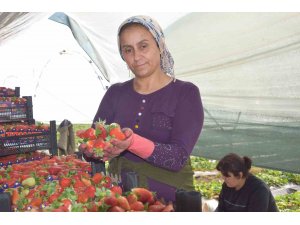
[275,191,300,212]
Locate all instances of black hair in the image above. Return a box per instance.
[216,153,252,178]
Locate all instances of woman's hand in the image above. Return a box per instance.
[78,143,102,160]
[103,128,133,161]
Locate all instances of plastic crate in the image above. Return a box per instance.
[0,96,34,124]
[0,121,57,157]
[0,87,20,97]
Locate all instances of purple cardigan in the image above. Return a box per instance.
[93,79,204,202]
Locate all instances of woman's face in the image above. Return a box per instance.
[119,24,162,78]
[222,172,244,189]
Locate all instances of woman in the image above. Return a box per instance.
[215,153,278,212]
[90,15,204,202]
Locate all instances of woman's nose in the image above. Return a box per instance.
[133,49,142,61]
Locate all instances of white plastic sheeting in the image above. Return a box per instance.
[165,13,300,173]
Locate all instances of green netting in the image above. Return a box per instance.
[192,108,300,174]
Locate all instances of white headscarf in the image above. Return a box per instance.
[117,15,175,77]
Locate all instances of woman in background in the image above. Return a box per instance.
[215,153,278,212]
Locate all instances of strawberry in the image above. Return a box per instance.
[11,188,20,205]
[77,192,89,203]
[131,187,154,203]
[162,202,174,212]
[30,197,43,208]
[81,177,92,187]
[37,170,49,177]
[73,179,85,188]
[117,195,130,211]
[110,185,122,196]
[52,205,69,212]
[84,185,96,198]
[103,196,118,207]
[130,201,144,211]
[87,202,99,212]
[84,128,97,140]
[48,193,60,203]
[59,177,72,188]
[61,198,72,209]
[95,121,107,139]
[93,138,105,157]
[126,193,138,204]
[48,166,62,175]
[108,205,125,212]
[91,173,103,185]
[102,176,112,188]
[148,204,166,212]
[108,123,126,140]
[76,130,86,139]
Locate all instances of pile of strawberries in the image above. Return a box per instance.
[0,154,174,212]
[0,97,27,105]
[76,121,126,159]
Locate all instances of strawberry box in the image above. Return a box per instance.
[0,121,57,157]
[0,96,34,124]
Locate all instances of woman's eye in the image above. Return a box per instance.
[123,48,132,54]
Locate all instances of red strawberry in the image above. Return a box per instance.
[30,197,43,208]
[148,204,166,212]
[108,205,125,212]
[61,198,72,209]
[48,166,62,175]
[131,188,154,203]
[52,205,69,212]
[95,121,107,139]
[102,176,112,188]
[117,196,130,211]
[76,130,86,139]
[91,173,103,185]
[73,179,85,188]
[81,177,92,186]
[11,189,20,205]
[59,177,72,188]
[77,193,89,203]
[162,202,174,212]
[110,185,123,196]
[87,202,99,212]
[130,201,144,211]
[93,138,105,157]
[126,193,138,204]
[108,123,125,140]
[49,193,60,203]
[37,170,49,177]
[103,196,118,207]
[84,128,96,140]
[84,185,96,198]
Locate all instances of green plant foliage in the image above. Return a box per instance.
[194,179,222,199]
[275,192,300,212]
[256,169,300,187]
[190,156,217,171]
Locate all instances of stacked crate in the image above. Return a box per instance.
[0,87,57,157]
